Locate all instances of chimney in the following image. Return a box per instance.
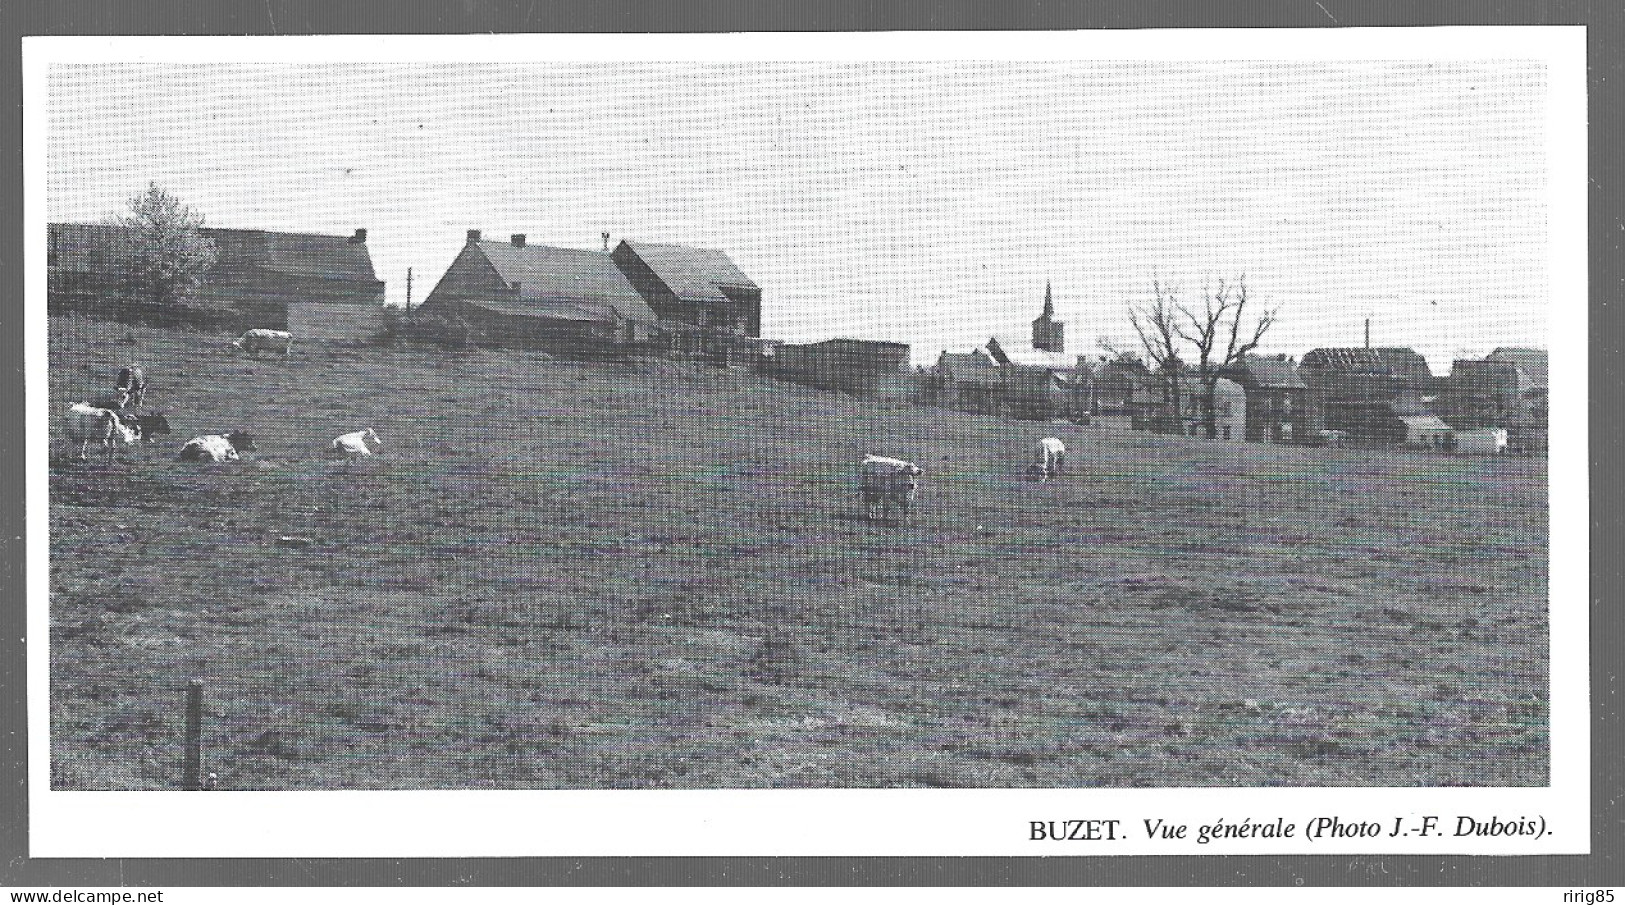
[350,228,367,244]
[1365,318,1371,349]
[467,229,482,243]
[602,232,611,253]
[511,233,526,247]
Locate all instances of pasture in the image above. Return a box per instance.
[47,317,1548,789]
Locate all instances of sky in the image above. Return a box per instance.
[45,60,1552,372]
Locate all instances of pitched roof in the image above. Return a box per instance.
[49,222,382,286]
[996,348,1078,370]
[1400,415,1453,431]
[1487,347,1548,387]
[201,227,380,283]
[1301,347,1433,381]
[936,349,1001,383]
[618,241,757,303]
[1225,354,1307,389]
[474,241,657,323]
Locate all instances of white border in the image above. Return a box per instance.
[25,28,1589,857]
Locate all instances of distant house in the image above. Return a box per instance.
[768,338,911,397]
[1440,352,1547,454]
[929,349,999,414]
[1400,415,1455,450]
[611,239,762,362]
[1481,348,1548,453]
[1220,354,1317,444]
[1299,347,1435,444]
[1175,377,1248,440]
[417,231,658,354]
[48,222,385,337]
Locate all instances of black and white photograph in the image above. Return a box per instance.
[25,29,1589,859]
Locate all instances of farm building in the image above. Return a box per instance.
[1220,354,1318,444]
[930,348,1004,414]
[1440,347,1548,454]
[1299,347,1435,444]
[48,222,385,337]
[1087,356,1150,419]
[416,231,658,354]
[984,337,1083,421]
[1455,427,1509,455]
[1400,415,1455,450]
[768,338,912,397]
[611,239,762,363]
[1174,377,1248,440]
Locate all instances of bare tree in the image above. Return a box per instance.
[1105,278,1186,433]
[1175,275,1277,438]
[114,182,217,312]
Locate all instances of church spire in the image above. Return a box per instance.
[1032,281,1065,354]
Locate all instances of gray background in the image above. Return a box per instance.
[2,0,1618,887]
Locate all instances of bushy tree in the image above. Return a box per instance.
[114,182,217,309]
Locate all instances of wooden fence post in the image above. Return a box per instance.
[183,679,203,791]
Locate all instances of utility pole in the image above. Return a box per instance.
[405,267,413,316]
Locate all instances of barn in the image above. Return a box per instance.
[769,338,912,398]
[416,231,659,355]
[1299,347,1436,444]
[48,222,385,338]
[1441,348,1548,454]
[611,239,762,362]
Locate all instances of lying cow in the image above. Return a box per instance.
[115,366,146,408]
[120,411,172,443]
[64,402,137,462]
[1027,437,1066,482]
[232,329,293,358]
[859,454,922,522]
[332,428,381,459]
[178,431,257,463]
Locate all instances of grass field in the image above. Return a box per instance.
[47,317,1549,789]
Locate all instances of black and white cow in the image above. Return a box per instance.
[115,366,146,408]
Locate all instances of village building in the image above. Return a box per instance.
[1439,347,1547,453]
[1400,414,1456,450]
[611,238,763,363]
[416,231,658,354]
[928,348,1004,415]
[48,221,385,337]
[768,338,911,397]
[1220,354,1317,444]
[1298,346,1435,444]
[1174,376,1248,440]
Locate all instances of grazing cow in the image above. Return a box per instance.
[859,454,922,522]
[120,411,172,443]
[63,402,137,462]
[331,428,381,459]
[178,431,256,463]
[232,329,293,358]
[115,366,146,408]
[1028,437,1066,482]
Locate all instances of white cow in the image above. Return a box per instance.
[232,329,293,357]
[178,431,256,463]
[64,402,137,462]
[332,428,381,459]
[1028,437,1066,482]
[859,454,922,522]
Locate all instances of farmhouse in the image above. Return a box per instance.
[417,231,659,354]
[1220,354,1318,444]
[1440,347,1548,453]
[1299,347,1435,444]
[611,239,763,363]
[48,222,385,337]
[929,348,1004,415]
[769,338,912,397]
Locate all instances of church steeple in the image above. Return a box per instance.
[1032,281,1065,353]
